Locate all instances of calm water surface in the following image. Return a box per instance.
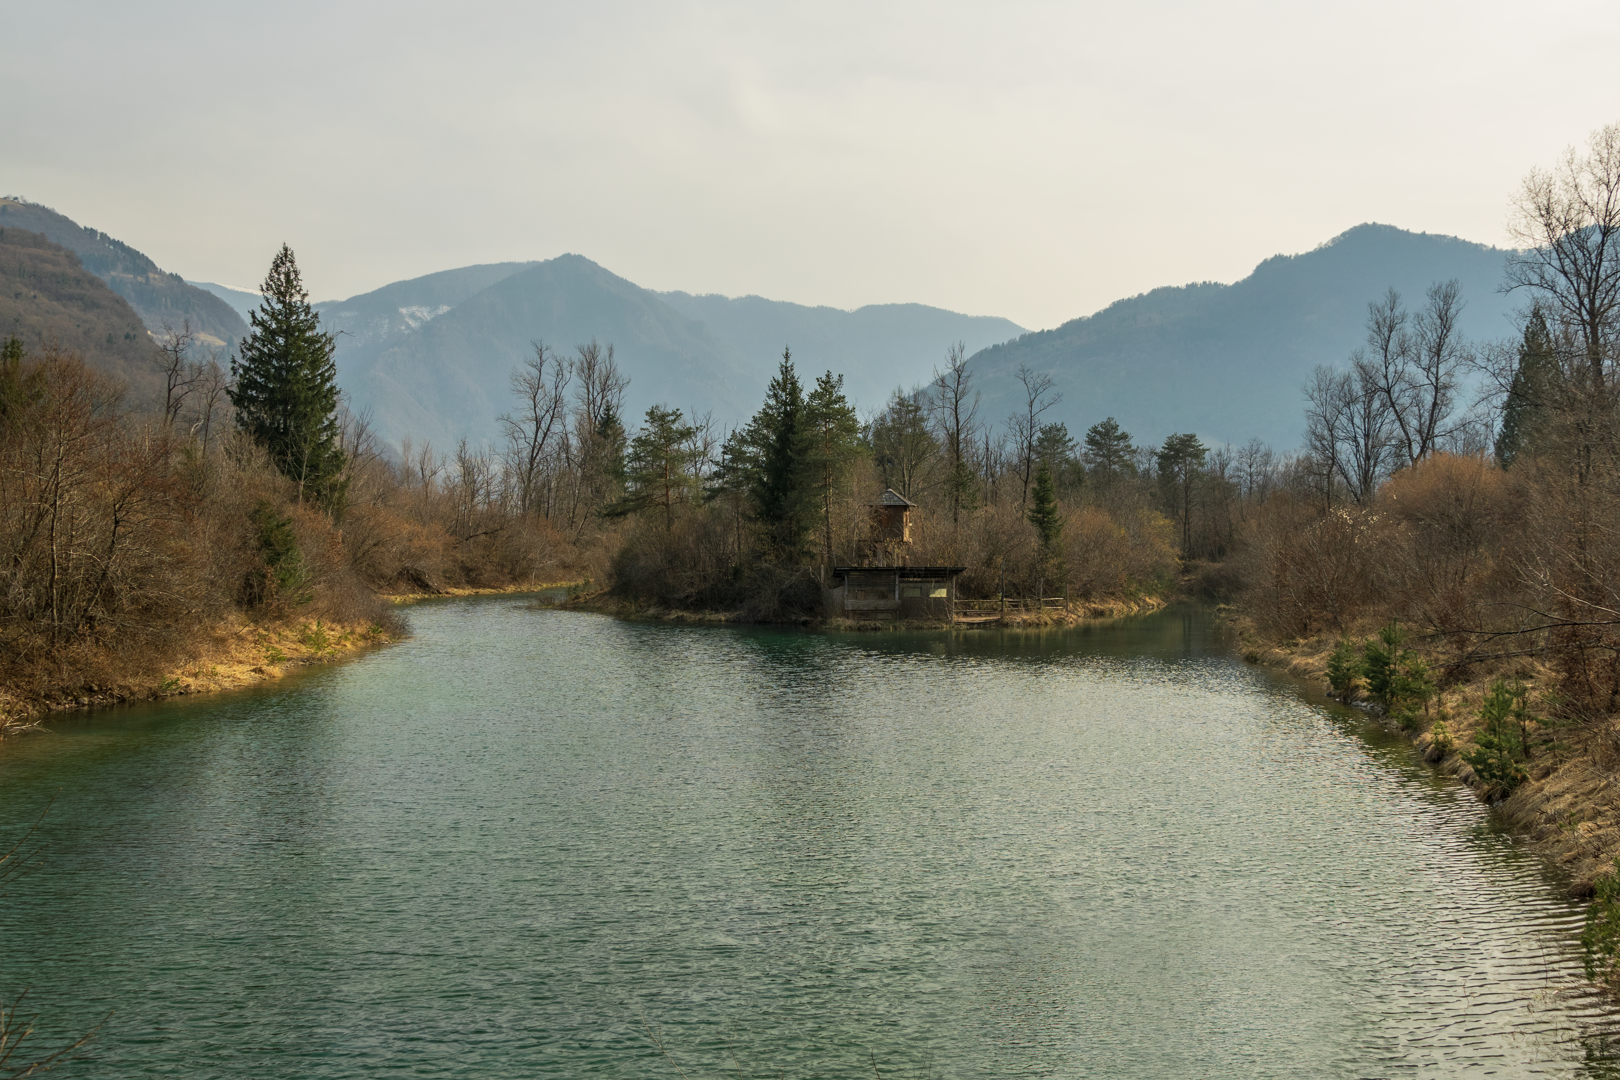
[3,600,1620,1078]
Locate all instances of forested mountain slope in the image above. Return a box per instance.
[0,226,164,399]
[0,198,247,349]
[970,224,1518,450]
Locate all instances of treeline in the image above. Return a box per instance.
[1237,122,1620,723]
[590,344,1293,617]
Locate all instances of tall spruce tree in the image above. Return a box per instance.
[729,348,808,557]
[1027,459,1063,554]
[1496,304,1558,467]
[230,245,346,508]
[800,370,863,577]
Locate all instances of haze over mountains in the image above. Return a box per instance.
[3,194,1524,457]
[308,224,1517,453]
[313,257,1026,451]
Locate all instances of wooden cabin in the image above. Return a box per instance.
[829,565,965,621]
[871,489,916,545]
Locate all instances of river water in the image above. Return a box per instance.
[2,599,1619,1078]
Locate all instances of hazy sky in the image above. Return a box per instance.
[5,0,1618,330]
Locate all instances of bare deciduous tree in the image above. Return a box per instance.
[1008,364,1060,510]
[930,342,979,527]
[1507,121,1620,402]
[152,320,200,427]
[499,341,570,518]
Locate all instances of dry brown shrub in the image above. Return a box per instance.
[1064,505,1178,599]
[1239,497,1385,638]
[1377,453,1518,640]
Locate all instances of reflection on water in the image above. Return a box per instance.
[1,601,1617,1078]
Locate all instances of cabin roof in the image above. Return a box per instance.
[875,488,916,508]
[834,565,965,577]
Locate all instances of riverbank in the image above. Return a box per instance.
[0,582,581,738]
[1225,608,1620,898]
[0,614,397,738]
[385,581,582,605]
[554,588,1167,630]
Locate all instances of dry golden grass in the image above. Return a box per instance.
[385,580,583,605]
[0,614,396,737]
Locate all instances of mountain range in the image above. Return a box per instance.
[302,258,1026,451]
[7,195,1527,458]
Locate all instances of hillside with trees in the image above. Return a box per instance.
[0,226,167,401]
[969,224,1517,450]
[0,197,247,349]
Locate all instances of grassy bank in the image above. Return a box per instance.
[556,587,1167,630]
[0,614,396,737]
[385,580,584,605]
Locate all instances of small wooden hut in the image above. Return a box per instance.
[871,488,916,545]
[829,565,965,621]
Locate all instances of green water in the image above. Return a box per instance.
[2,600,1618,1078]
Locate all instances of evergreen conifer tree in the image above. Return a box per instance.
[1156,432,1207,555]
[799,370,863,575]
[1034,421,1082,495]
[614,405,698,529]
[1082,417,1134,489]
[1027,459,1063,552]
[731,348,808,556]
[1495,304,1558,467]
[229,245,346,508]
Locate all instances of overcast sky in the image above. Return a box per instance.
[4,0,1618,329]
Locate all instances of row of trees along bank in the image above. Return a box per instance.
[1220,121,1620,990]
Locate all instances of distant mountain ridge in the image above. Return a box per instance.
[4,198,1521,457]
[968,224,1520,450]
[325,256,1027,450]
[0,197,248,349]
[187,281,263,323]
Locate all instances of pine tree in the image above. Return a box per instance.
[1082,417,1134,489]
[731,348,808,556]
[229,245,346,508]
[1034,421,1082,496]
[1156,432,1207,555]
[1496,304,1557,467]
[799,370,863,576]
[1027,459,1063,552]
[615,405,698,529]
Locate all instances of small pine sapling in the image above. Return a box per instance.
[1326,638,1363,701]
[1461,679,1536,796]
